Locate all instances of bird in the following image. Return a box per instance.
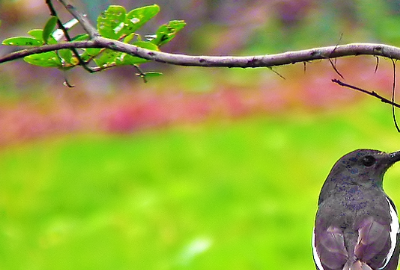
[313,149,400,270]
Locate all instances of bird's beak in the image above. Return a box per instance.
[389,150,400,164]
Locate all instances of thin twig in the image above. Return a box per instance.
[267,67,286,80]
[46,0,95,73]
[329,58,345,79]
[57,0,99,38]
[62,75,75,87]
[332,79,400,109]
[374,56,379,73]
[327,34,345,78]
[46,0,67,37]
[133,65,148,83]
[391,59,400,132]
[329,33,343,57]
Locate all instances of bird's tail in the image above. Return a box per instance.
[345,260,373,270]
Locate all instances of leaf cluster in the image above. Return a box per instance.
[2,5,185,74]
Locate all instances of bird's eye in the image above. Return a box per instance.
[362,156,376,167]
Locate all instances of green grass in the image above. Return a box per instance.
[1,100,400,270]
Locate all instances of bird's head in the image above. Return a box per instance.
[319,149,400,204]
[330,149,400,183]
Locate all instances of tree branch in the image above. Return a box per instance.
[0,41,99,64]
[106,42,400,67]
[2,40,400,69]
[332,79,400,109]
[2,1,400,72]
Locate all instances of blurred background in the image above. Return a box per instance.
[1,0,400,269]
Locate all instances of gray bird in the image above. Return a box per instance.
[313,149,400,270]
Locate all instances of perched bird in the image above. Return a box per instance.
[313,149,400,270]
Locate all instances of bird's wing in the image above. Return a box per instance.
[313,225,348,270]
[354,199,399,270]
[354,217,390,268]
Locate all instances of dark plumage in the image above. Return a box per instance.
[313,149,400,270]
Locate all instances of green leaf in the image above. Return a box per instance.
[47,36,58,45]
[116,41,159,65]
[92,41,159,68]
[116,53,147,65]
[2,37,42,46]
[71,34,89,41]
[124,5,160,34]
[24,51,62,67]
[134,41,159,50]
[43,16,58,44]
[28,29,44,42]
[80,48,102,62]
[28,29,58,45]
[58,49,74,65]
[96,5,159,40]
[151,20,186,46]
[83,48,102,57]
[123,33,136,43]
[97,5,127,39]
[94,49,120,67]
[143,72,163,78]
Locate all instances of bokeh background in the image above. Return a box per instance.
[1,0,400,269]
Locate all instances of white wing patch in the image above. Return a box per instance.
[379,198,399,269]
[312,227,325,270]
